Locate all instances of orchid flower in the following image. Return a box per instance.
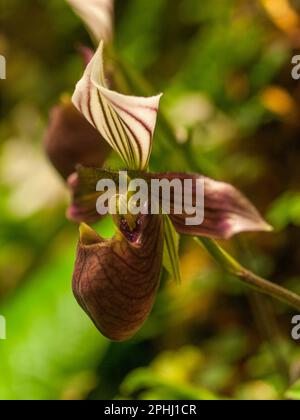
[66,42,272,342]
[66,0,114,43]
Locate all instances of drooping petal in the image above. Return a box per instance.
[67,167,272,240]
[66,0,114,43]
[44,101,110,179]
[72,42,162,170]
[72,214,164,341]
[151,173,272,240]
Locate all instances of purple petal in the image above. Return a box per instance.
[77,44,94,67]
[151,173,272,240]
[44,102,110,179]
[72,214,164,341]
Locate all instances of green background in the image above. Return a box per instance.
[0,0,300,400]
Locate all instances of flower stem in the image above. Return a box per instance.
[195,237,300,311]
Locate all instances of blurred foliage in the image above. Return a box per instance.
[286,377,300,400]
[1,0,300,400]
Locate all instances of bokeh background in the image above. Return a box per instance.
[1,0,300,400]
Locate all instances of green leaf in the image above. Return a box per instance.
[163,215,181,284]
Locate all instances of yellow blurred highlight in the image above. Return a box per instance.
[152,347,205,384]
[59,92,72,106]
[260,0,300,35]
[61,371,98,400]
[235,380,279,400]
[260,86,296,117]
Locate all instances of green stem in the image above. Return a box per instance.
[195,237,300,311]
